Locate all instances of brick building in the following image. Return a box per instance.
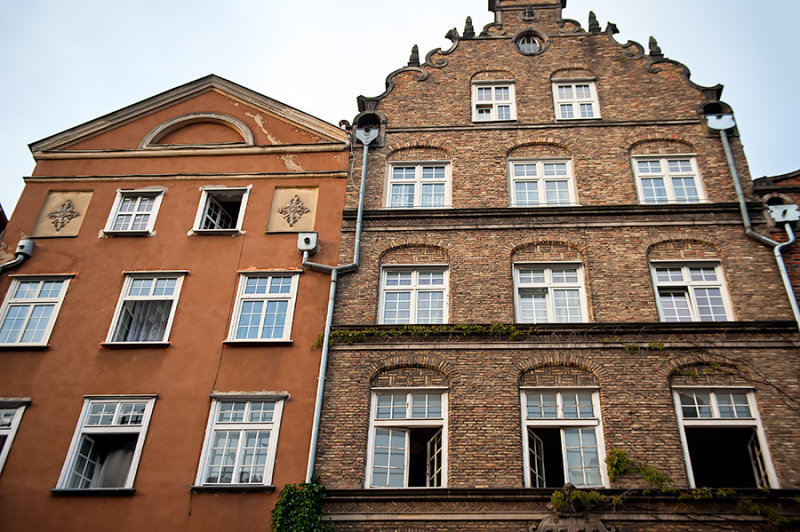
[0,75,350,530]
[313,1,800,529]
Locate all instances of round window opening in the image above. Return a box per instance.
[517,35,541,55]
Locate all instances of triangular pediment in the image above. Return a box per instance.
[29,74,347,155]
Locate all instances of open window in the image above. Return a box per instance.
[521,389,606,488]
[366,390,447,488]
[192,186,250,233]
[56,396,156,491]
[673,388,777,488]
[0,400,28,476]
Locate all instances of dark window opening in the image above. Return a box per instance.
[408,427,440,487]
[529,428,564,487]
[69,433,137,488]
[686,427,766,488]
[200,189,245,230]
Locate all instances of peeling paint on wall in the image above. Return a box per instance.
[245,112,280,144]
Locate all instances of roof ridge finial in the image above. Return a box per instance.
[408,45,420,67]
[463,16,475,39]
[588,11,601,33]
[648,36,664,59]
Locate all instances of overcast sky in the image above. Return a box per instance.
[0,0,797,216]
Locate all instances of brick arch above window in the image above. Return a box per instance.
[629,137,695,155]
[518,361,602,387]
[646,238,722,261]
[510,240,584,263]
[506,137,573,156]
[386,141,450,160]
[379,242,452,265]
[668,362,750,387]
[550,67,595,81]
[368,356,455,386]
[471,70,515,82]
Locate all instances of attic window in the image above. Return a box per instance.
[516,35,540,55]
[192,186,251,234]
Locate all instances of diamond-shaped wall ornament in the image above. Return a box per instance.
[48,199,81,231]
[278,195,310,227]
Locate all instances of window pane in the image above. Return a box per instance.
[672,177,699,202]
[18,304,54,343]
[641,177,668,203]
[560,104,574,119]
[39,281,64,298]
[551,268,578,284]
[527,392,558,419]
[386,272,413,286]
[477,87,492,101]
[383,292,411,324]
[557,85,573,99]
[514,164,537,177]
[412,393,442,419]
[392,167,416,180]
[236,301,264,339]
[372,428,406,487]
[637,160,661,174]
[218,402,247,423]
[417,291,444,324]
[656,267,684,283]
[553,289,582,322]
[269,277,293,294]
[564,428,600,487]
[679,392,712,418]
[575,85,591,99]
[421,166,445,180]
[515,181,540,206]
[694,288,727,321]
[244,277,269,295]
[0,306,29,343]
[519,290,548,323]
[421,183,445,207]
[658,290,692,321]
[495,87,509,101]
[418,271,444,286]
[261,300,288,338]
[391,184,415,207]
[518,269,546,284]
[543,163,567,176]
[496,105,511,120]
[248,402,275,423]
[689,267,717,282]
[579,103,594,118]
[376,393,406,419]
[668,159,692,173]
[562,392,593,418]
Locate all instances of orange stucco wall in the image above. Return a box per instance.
[0,85,349,531]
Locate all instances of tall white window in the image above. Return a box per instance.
[56,396,156,490]
[103,189,165,234]
[366,390,447,488]
[0,401,28,475]
[521,389,606,488]
[509,160,576,206]
[651,262,731,322]
[228,273,299,341]
[514,264,587,323]
[0,276,70,346]
[472,82,516,122]
[673,388,777,488]
[633,156,704,204]
[386,163,450,208]
[379,267,448,325]
[192,186,250,233]
[195,396,285,487]
[552,82,600,120]
[106,273,185,344]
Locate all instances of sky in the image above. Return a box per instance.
[0,0,797,216]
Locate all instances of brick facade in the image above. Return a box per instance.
[316,1,800,529]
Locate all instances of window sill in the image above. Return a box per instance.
[101,231,154,237]
[190,484,276,493]
[0,343,50,350]
[223,339,293,346]
[100,341,171,349]
[51,488,136,497]
[555,117,602,121]
[190,229,244,236]
[472,119,517,124]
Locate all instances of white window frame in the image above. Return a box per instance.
[385,162,451,208]
[378,266,449,325]
[102,188,165,235]
[650,261,733,322]
[195,394,286,487]
[365,388,448,488]
[227,272,300,342]
[56,395,156,490]
[104,272,186,345]
[508,159,577,207]
[0,276,70,346]
[632,155,706,204]
[552,81,600,120]
[672,387,779,488]
[520,388,608,488]
[191,185,251,233]
[471,82,516,122]
[513,263,588,323]
[0,399,29,476]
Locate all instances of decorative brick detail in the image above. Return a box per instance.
[507,142,571,159]
[511,241,583,262]
[629,137,695,155]
[380,242,452,264]
[506,137,573,155]
[367,355,457,385]
[388,146,449,161]
[371,366,449,387]
[669,363,750,387]
[519,364,599,386]
[472,70,515,81]
[516,355,609,381]
[647,239,721,260]
[550,67,594,79]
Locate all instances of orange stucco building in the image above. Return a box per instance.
[0,75,349,530]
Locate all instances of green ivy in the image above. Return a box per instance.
[606,449,674,489]
[271,477,334,532]
[550,488,618,513]
[314,323,538,347]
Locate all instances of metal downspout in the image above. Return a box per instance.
[712,116,800,329]
[304,128,378,482]
[0,239,34,274]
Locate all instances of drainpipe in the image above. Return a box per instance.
[0,239,35,274]
[707,114,800,329]
[302,127,379,482]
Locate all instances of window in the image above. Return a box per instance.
[56,396,156,490]
[516,34,541,55]
[472,82,516,122]
[521,389,606,488]
[651,262,731,322]
[673,388,776,488]
[379,267,448,325]
[192,186,250,233]
[228,273,299,341]
[0,401,28,475]
[552,82,600,120]
[366,390,447,488]
[105,273,185,344]
[103,189,164,234]
[509,160,576,206]
[633,156,704,203]
[195,396,285,487]
[0,277,69,346]
[514,264,587,323]
[386,163,450,208]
